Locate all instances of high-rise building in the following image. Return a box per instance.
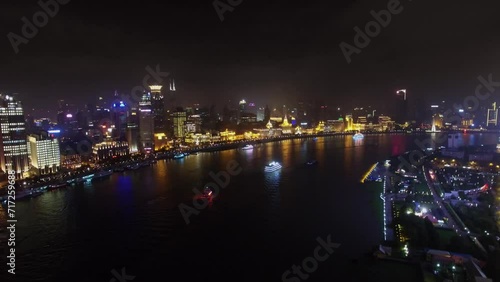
[172,111,187,138]
[487,102,498,127]
[28,133,60,175]
[112,100,128,138]
[0,94,30,179]
[126,107,140,154]
[257,107,265,122]
[150,85,166,133]
[139,92,154,153]
[395,89,408,123]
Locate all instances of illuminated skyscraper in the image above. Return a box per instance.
[150,85,166,133]
[112,100,127,138]
[487,102,498,127]
[126,107,139,154]
[172,110,187,138]
[139,92,154,153]
[28,133,60,175]
[0,94,29,179]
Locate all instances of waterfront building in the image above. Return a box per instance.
[172,111,187,138]
[60,150,82,169]
[112,100,128,138]
[28,133,60,175]
[326,119,345,132]
[281,115,293,134]
[92,140,129,163]
[0,94,30,179]
[378,116,395,131]
[150,85,166,133]
[139,92,154,153]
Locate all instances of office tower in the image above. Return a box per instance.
[257,107,265,122]
[126,107,139,153]
[395,89,408,123]
[139,92,154,153]
[28,133,60,175]
[150,85,166,133]
[112,100,127,138]
[0,94,30,179]
[487,102,498,127]
[172,110,187,138]
[239,99,247,112]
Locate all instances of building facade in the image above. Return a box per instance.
[172,111,187,138]
[0,95,30,179]
[92,141,129,163]
[139,92,154,153]
[28,133,60,175]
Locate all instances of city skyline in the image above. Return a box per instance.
[2,1,500,281]
[2,0,500,115]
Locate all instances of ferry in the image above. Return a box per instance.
[353,132,364,140]
[173,153,185,159]
[242,144,254,150]
[48,182,67,191]
[264,161,282,173]
[92,170,113,180]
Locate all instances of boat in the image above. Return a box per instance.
[48,182,67,191]
[28,190,44,198]
[126,163,140,170]
[353,132,364,140]
[242,144,254,150]
[306,160,318,166]
[173,153,185,159]
[202,187,213,198]
[312,137,318,141]
[92,170,113,180]
[264,161,282,173]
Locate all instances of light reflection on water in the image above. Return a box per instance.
[1,133,498,281]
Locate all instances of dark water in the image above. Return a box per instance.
[1,133,498,281]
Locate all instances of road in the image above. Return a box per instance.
[422,164,488,256]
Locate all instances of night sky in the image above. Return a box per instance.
[1,0,500,118]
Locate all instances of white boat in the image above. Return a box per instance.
[264,161,282,173]
[353,133,364,140]
[242,144,253,150]
[173,153,185,159]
